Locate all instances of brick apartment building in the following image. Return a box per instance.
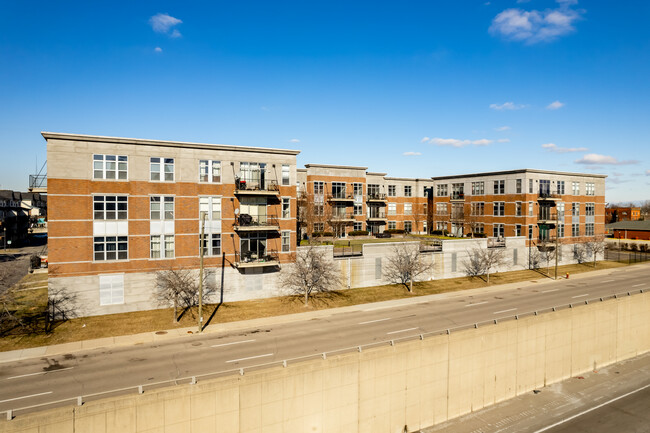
[45,133,606,316]
[605,206,641,223]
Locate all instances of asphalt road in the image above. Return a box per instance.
[1,264,649,417]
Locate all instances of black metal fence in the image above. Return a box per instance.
[604,248,650,264]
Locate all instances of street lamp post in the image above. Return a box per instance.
[198,212,206,333]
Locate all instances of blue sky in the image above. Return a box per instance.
[1,0,649,202]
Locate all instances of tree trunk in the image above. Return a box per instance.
[173,300,178,323]
[486,271,490,285]
[409,279,413,293]
[304,290,309,306]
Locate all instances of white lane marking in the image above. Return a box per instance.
[465,301,488,307]
[0,391,53,404]
[632,283,646,287]
[571,294,589,298]
[211,339,255,348]
[225,353,273,363]
[386,328,418,335]
[358,317,392,325]
[542,289,559,293]
[602,279,615,283]
[6,367,74,380]
[532,383,650,433]
[493,308,517,315]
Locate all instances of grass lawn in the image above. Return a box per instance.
[0,261,626,353]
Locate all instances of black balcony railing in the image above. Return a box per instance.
[330,211,355,220]
[451,192,465,200]
[538,192,561,199]
[233,214,279,229]
[367,210,387,219]
[537,236,557,244]
[234,249,279,265]
[367,192,387,201]
[538,212,558,222]
[29,175,47,191]
[327,193,355,201]
[235,177,279,192]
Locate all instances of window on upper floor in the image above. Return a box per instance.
[355,183,365,199]
[516,179,522,194]
[436,203,447,215]
[281,231,291,252]
[515,202,522,216]
[572,182,580,195]
[557,224,564,238]
[436,184,448,197]
[529,179,534,194]
[93,196,128,220]
[388,203,396,215]
[331,182,346,198]
[200,233,221,257]
[199,160,221,183]
[586,182,595,196]
[471,202,484,216]
[388,185,396,197]
[585,223,594,236]
[471,181,484,195]
[572,202,580,217]
[151,158,174,182]
[199,197,221,221]
[151,196,174,220]
[313,181,324,196]
[151,235,175,259]
[493,223,504,238]
[93,154,128,180]
[404,185,412,197]
[404,203,412,215]
[586,203,595,216]
[557,181,565,195]
[572,223,580,237]
[282,198,290,219]
[493,180,505,195]
[493,202,505,216]
[282,164,290,186]
[94,236,128,261]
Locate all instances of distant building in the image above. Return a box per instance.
[607,220,650,241]
[0,190,31,246]
[606,206,641,223]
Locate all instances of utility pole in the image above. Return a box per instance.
[3,227,6,252]
[554,208,559,280]
[198,212,206,333]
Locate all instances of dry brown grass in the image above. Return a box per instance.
[0,261,627,352]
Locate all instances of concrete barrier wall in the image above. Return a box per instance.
[4,292,649,433]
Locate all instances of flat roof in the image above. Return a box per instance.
[432,168,607,181]
[42,132,301,156]
[304,163,368,170]
[606,221,650,231]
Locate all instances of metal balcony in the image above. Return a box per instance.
[233,250,280,269]
[327,193,355,203]
[234,177,280,196]
[233,214,280,232]
[450,192,465,201]
[366,192,387,202]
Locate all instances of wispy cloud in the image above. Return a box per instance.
[574,153,639,165]
[546,100,565,110]
[497,138,511,143]
[542,142,588,153]
[489,102,527,110]
[489,0,583,44]
[403,151,422,156]
[646,169,650,176]
[495,126,511,131]
[150,13,182,37]
[289,138,300,143]
[154,47,162,53]
[423,137,494,148]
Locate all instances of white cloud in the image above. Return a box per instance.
[495,126,511,131]
[150,13,182,37]
[290,138,300,143]
[646,170,650,176]
[425,137,494,148]
[497,138,511,143]
[547,100,565,110]
[574,153,639,165]
[154,47,162,53]
[542,142,588,153]
[489,1,583,44]
[403,151,422,156]
[420,136,430,143]
[490,102,526,110]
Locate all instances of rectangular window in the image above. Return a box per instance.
[404,203,412,215]
[150,157,174,182]
[388,203,396,215]
[585,182,595,196]
[151,196,174,220]
[355,183,365,200]
[585,223,594,236]
[572,223,580,237]
[404,221,412,233]
[94,236,128,261]
[354,204,363,216]
[282,198,291,219]
[515,202,522,216]
[528,225,534,239]
[516,179,522,194]
[200,233,221,256]
[557,181,565,195]
[99,274,124,306]
[572,202,580,217]
[282,164,290,186]
[199,160,221,183]
[493,180,505,195]
[199,197,221,221]
[353,222,363,231]
[515,224,522,236]
[557,202,565,219]
[471,202,484,216]
[473,223,484,234]
[436,203,447,215]
[313,181,324,195]
[585,203,595,216]
[493,202,505,216]
[529,179,534,194]
[313,222,324,233]
[93,196,128,220]
[436,184,448,197]
[471,181,484,195]
[388,221,396,230]
[404,185,412,197]
[557,224,564,238]
[529,202,534,217]
[93,154,128,180]
[493,223,504,238]
[388,185,396,197]
[281,231,291,252]
[572,182,580,195]
[331,182,346,198]
[151,235,175,259]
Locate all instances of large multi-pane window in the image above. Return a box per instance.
[493,202,505,216]
[585,223,594,236]
[516,179,522,194]
[404,203,412,215]
[471,181,484,195]
[388,203,397,215]
[93,196,127,220]
[572,202,580,217]
[314,204,324,216]
[199,197,221,221]
[282,164,290,186]
[539,179,551,196]
[473,223,484,235]
[515,202,522,216]
[388,185,396,197]
[239,162,267,187]
[404,221,412,233]
[572,223,580,237]
[436,184,448,196]
[355,183,365,199]
[529,179,534,194]
[470,202,484,216]
[313,181,324,196]
[436,203,447,215]
[281,231,291,252]
[200,234,221,256]
[240,233,268,260]
[493,180,505,195]
[313,222,324,233]
[585,203,595,216]
[151,196,174,220]
[388,221,397,230]
[529,202,534,217]
[282,198,291,219]
[353,204,363,215]
[199,160,221,183]
[557,224,564,238]
[404,186,412,197]
[493,223,504,238]
[557,181,565,195]
[94,236,128,261]
[150,158,174,182]
[572,182,580,195]
[331,182,346,198]
[585,182,595,196]
[151,235,175,259]
[93,154,128,180]
[557,202,565,219]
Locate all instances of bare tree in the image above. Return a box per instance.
[46,286,80,332]
[0,278,21,336]
[384,243,434,293]
[154,268,215,323]
[583,236,606,267]
[280,246,342,306]
[528,248,542,270]
[539,248,556,274]
[573,244,587,264]
[463,246,507,285]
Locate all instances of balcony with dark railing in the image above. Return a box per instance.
[329,211,355,222]
[327,192,355,203]
[487,237,506,248]
[234,177,280,196]
[233,250,280,268]
[450,192,465,201]
[367,208,387,222]
[366,192,387,202]
[28,174,47,193]
[537,191,561,201]
[233,214,280,231]
[537,211,558,226]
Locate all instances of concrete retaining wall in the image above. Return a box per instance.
[3,291,649,433]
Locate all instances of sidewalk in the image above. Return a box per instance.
[0,263,646,364]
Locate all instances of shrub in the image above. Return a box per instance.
[30,254,41,269]
[473,232,487,238]
[629,243,638,252]
[322,232,334,237]
[349,230,369,236]
[385,229,405,234]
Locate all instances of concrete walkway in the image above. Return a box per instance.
[1,262,647,364]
